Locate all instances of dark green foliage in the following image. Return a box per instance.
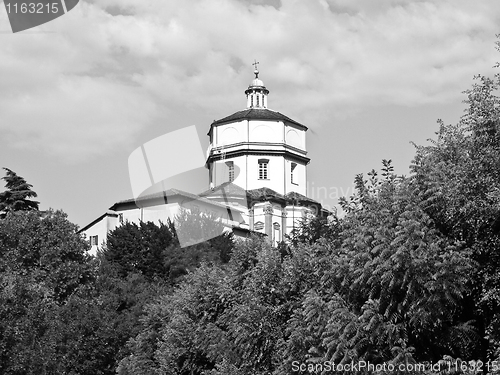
[0,271,58,375]
[174,207,235,266]
[409,57,500,362]
[328,173,476,362]
[118,237,333,374]
[40,291,131,375]
[0,269,167,375]
[209,231,234,264]
[103,214,234,283]
[174,208,226,247]
[0,210,95,374]
[274,165,479,372]
[118,237,291,374]
[0,209,93,301]
[287,214,341,247]
[84,265,170,374]
[104,220,176,279]
[0,209,172,375]
[119,152,496,374]
[0,168,39,219]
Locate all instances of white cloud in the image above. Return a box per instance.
[0,0,499,162]
[0,75,156,161]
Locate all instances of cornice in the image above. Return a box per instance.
[207,147,310,164]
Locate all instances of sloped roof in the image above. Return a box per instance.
[208,108,307,133]
[110,188,231,211]
[80,188,248,234]
[198,181,247,198]
[200,184,321,207]
[246,187,286,202]
[78,210,118,233]
[247,188,320,206]
[284,191,321,206]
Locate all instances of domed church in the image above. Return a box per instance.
[80,63,327,254]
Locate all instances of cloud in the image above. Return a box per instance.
[0,76,156,161]
[0,0,499,162]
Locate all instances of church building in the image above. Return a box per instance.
[80,64,327,254]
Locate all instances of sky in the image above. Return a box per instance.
[1,0,500,228]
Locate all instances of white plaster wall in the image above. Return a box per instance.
[249,120,283,143]
[285,123,306,150]
[121,208,141,224]
[246,154,285,194]
[232,155,247,188]
[211,155,247,188]
[211,149,298,195]
[215,120,247,147]
[82,216,113,256]
[251,202,285,242]
[141,203,181,224]
[209,119,308,196]
[252,204,266,234]
[83,199,247,255]
[284,159,307,196]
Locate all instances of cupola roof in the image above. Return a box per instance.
[209,108,307,129]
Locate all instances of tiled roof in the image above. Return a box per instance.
[209,108,307,131]
[200,184,321,206]
[109,187,320,217]
[201,185,288,206]
[247,187,285,202]
[285,191,321,205]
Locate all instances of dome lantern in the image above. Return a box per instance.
[245,60,269,109]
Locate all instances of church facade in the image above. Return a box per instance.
[80,66,326,254]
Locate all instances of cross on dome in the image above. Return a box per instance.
[252,60,260,78]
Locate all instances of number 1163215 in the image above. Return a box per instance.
[5,2,59,14]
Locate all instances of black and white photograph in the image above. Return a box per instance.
[1,0,500,373]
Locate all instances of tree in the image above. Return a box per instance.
[0,209,93,301]
[410,69,500,363]
[174,207,226,248]
[104,220,177,280]
[103,209,234,283]
[287,214,340,248]
[0,168,39,219]
[274,163,478,372]
[118,235,327,375]
[0,210,95,374]
[0,209,173,375]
